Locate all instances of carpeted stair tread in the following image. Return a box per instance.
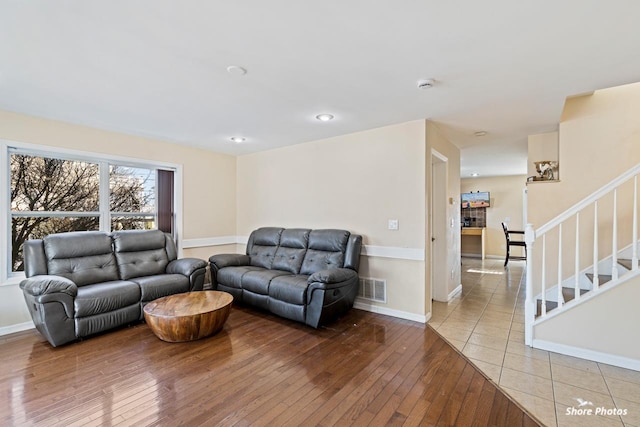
[618,259,633,271]
[535,287,589,317]
[585,273,612,285]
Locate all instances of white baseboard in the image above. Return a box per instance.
[0,321,34,337]
[448,284,462,301]
[532,339,640,371]
[354,299,429,323]
[461,253,505,260]
[461,253,482,259]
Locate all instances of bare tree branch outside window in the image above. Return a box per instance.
[10,154,156,272]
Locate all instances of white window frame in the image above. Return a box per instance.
[1,139,183,285]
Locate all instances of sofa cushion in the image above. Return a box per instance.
[44,232,119,286]
[217,266,263,289]
[74,280,141,318]
[272,229,310,274]
[300,230,349,275]
[247,227,283,269]
[242,270,292,295]
[75,305,141,337]
[269,299,305,323]
[269,275,309,305]
[131,274,189,302]
[112,230,169,280]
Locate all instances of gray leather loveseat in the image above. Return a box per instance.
[209,227,362,328]
[20,229,207,347]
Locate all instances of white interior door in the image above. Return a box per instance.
[431,150,449,302]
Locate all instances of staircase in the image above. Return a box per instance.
[524,164,640,353]
[535,257,632,318]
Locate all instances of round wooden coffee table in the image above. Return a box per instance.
[143,291,233,342]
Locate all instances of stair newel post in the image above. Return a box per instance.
[557,224,563,309]
[524,223,535,346]
[574,212,580,301]
[593,201,600,290]
[541,234,547,317]
[633,175,638,271]
[612,189,619,281]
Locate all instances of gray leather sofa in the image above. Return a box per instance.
[20,229,207,347]
[209,227,362,328]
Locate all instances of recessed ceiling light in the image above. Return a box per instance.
[230,137,245,143]
[471,173,480,177]
[315,114,334,122]
[474,131,487,137]
[226,65,247,76]
[417,79,435,89]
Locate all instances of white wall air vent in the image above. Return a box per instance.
[358,277,387,303]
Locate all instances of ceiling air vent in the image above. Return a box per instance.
[358,277,387,303]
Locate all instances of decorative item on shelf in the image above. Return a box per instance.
[533,160,559,181]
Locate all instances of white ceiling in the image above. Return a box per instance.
[2,1,640,177]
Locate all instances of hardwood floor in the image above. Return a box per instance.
[0,307,541,426]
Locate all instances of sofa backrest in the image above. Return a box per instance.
[272,229,310,273]
[300,229,349,275]
[112,229,172,280]
[42,231,119,286]
[246,227,362,275]
[246,227,283,269]
[23,229,179,283]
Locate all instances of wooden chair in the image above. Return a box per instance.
[502,222,526,266]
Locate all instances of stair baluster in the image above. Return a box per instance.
[541,234,547,316]
[633,175,638,271]
[593,201,599,290]
[612,189,618,281]
[557,223,563,309]
[574,212,580,301]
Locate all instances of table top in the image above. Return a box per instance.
[461,227,485,235]
[144,291,233,318]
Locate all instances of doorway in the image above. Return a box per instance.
[431,149,449,302]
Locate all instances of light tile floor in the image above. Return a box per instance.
[430,257,640,427]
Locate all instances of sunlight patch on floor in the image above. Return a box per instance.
[466,268,504,275]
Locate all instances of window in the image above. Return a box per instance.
[7,147,176,276]
[109,165,156,231]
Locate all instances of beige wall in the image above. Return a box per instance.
[237,121,428,317]
[461,175,527,258]
[527,83,640,293]
[534,275,640,361]
[527,131,558,178]
[0,110,237,329]
[528,83,640,228]
[426,122,461,303]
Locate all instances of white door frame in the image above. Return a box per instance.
[431,149,449,302]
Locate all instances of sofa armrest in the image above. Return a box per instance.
[209,254,251,270]
[20,275,78,298]
[307,268,358,289]
[167,258,206,277]
[167,258,207,291]
[20,275,77,347]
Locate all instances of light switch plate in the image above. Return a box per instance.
[388,219,399,230]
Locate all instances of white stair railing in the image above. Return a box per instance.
[525,163,640,346]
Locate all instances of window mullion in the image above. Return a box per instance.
[99,162,110,232]
[1,144,8,280]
